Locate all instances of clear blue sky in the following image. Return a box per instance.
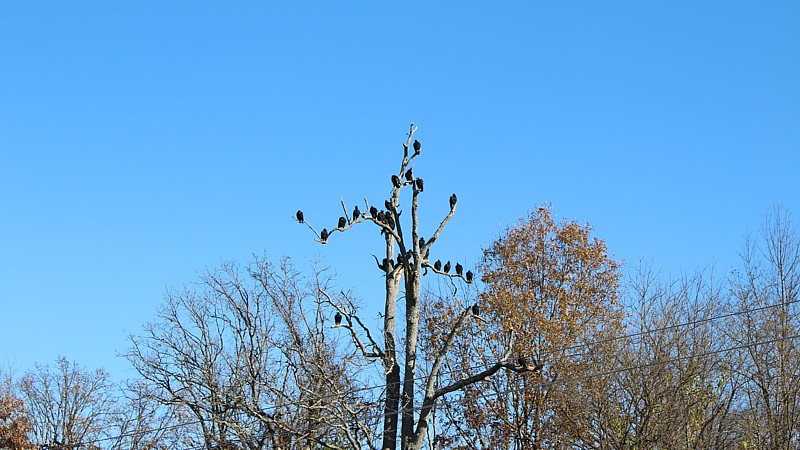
[1,2,798,380]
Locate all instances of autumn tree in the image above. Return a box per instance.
[0,369,34,450]
[430,207,624,449]
[18,357,116,449]
[296,125,531,450]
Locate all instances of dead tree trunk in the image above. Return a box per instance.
[297,124,531,450]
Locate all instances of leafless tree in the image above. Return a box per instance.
[296,125,530,450]
[17,356,116,449]
[727,207,800,448]
[615,265,739,450]
[126,256,374,450]
[106,379,190,450]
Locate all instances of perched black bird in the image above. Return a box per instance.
[471,304,480,316]
[466,270,474,283]
[405,168,413,182]
[419,237,425,250]
[517,356,528,369]
[396,253,406,266]
[320,228,329,243]
[391,175,401,188]
[434,260,442,271]
[413,139,421,154]
[385,200,393,211]
[386,215,395,230]
[443,261,451,273]
[370,206,378,217]
[379,258,393,272]
[338,217,346,229]
[449,194,458,210]
[334,312,342,325]
[296,210,304,223]
[377,211,386,222]
[353,205,361,221]
[455,263,463,276]
[415,178,424,192]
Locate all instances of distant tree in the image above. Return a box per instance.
[616,265,739,450]
[296,125,529,450]
[727,207,800,448]
[126,256,374,450]
[18,357,116,449]
[106,379,190,450]
[429,207,625,449]
[0,370,34,450]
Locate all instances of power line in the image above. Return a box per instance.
[68,297,800,449]
[199,330,800,448]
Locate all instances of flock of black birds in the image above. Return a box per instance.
[296,138,500,344]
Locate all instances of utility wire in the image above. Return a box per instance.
[256,330,800,446]
[69,297,800,449]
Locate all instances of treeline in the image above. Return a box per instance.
[2,128,798,449]
[2,207,798,450]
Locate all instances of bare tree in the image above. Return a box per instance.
[727,207,800,448]
[616,265,739,450]
[18,356,116,449]
[126,256,374,450]
[296,125,531,450]
[106,379,190,450]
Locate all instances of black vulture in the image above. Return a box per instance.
[369,206,378,217]
[379,258,393,272]
[391,175,401,188]
[385,199,393,211]
[455,263,463,276]
[353,205,361,221]
[296,210,304,223]
[466,270,474,283]
[320,228,329,243]
[386,215,395,230]
[434,260,442,271]
[413,139,421,154]
[334,312,342,325]
[449,194,458,210]
[377,211,386,222]
[338,217,346,229]
[405,168,413,182]
[471,304,480,316]
[443,261,451,273]
[415,178,424,192]
[418,237,425,249]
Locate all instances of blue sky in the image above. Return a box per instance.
[1,2,798,380]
